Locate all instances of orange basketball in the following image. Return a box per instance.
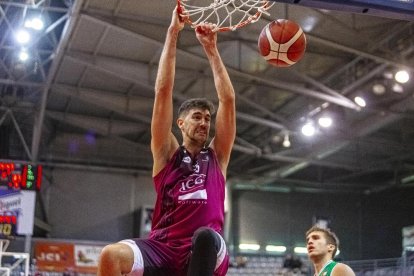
[258,19,306,67]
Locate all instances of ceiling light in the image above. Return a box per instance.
[18,50,29,61]
[239,243,260,251]
[318,116,332,128]
[395,70,409,84]
[25,17,45,31]
[266,245,286,253]
[372,83,386,95]
[301,123,315,137]
[294,246,308,254]
[354,96,366,107]
[15,29,31,44]
[282,133,291,147]
[392,83,404,93]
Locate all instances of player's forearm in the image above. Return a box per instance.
[155,27,180,96]
[203,46,235,102]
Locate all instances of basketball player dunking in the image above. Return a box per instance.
[97,6,235,276]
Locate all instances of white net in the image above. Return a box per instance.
[178,0,274,31]
[0,252,29,275]
[0,240,29,276]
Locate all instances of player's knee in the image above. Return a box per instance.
[99,243,133,270]
[192,227,219,251]
[99,244,119,265]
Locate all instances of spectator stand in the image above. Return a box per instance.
[227,253,310,276]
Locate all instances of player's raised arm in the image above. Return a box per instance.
[151,8,187,176]
[195,23,236,176]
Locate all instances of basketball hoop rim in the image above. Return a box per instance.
[176,0,273,32]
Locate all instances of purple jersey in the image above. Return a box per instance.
[150,146,225,248]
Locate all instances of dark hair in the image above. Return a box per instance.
[306,225,339,259]
[177,98,215,118]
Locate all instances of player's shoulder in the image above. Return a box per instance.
[332,262,356,276]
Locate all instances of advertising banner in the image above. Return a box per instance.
[35,242,75,272]
[35,241,104,273]
[0,190,36,235]
[74,244,103,274]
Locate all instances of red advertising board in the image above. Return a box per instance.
[35,242,75,272]
[35,241,103,273]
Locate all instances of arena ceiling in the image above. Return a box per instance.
[1,0,414,194]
